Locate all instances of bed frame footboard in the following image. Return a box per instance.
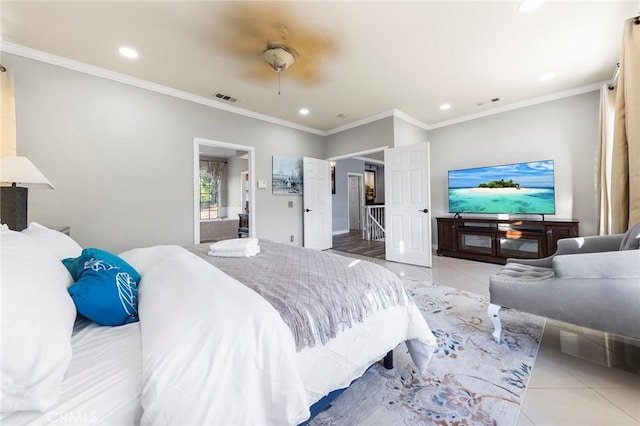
[383,350,393,369]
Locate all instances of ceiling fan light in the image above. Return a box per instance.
[264,47,295,72]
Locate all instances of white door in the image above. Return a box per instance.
[303,157,332,250]
[348,174,362,230]
[384,143,432,267]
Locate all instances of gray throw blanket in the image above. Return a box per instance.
[192,240,408,351]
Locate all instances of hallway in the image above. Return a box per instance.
[331,231,385,259]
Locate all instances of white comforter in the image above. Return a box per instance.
[120,245,309,425]
[2,244,436,425]
[116,244,437,425]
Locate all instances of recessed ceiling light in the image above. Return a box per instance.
[518,0,543,12]
[299,108,310,115]
[118,46,138,59]
[539,72,555,81]
[440,104,451,111]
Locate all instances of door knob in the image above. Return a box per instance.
[305,208,312,212]
[418,208,429,213]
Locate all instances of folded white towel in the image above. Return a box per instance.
[210,237,259,252]
[208,246,261,258]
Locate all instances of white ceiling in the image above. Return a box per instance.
[1,1,637,133]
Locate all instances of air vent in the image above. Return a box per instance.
[214,92,238,103]
[475,97,501,107]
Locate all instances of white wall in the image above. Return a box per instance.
[393,116,429,147]
[428,91,600,238]
[7,53,325,252]
[325,116,393,158]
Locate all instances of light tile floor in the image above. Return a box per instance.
[328,249,640,426]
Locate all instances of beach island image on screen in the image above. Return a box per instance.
[448,160,555,214]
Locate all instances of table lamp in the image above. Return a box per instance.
[0,156,54,231]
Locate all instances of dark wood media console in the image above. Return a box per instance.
[436,217,579,264]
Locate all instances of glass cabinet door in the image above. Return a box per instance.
[458,232,494,255]
[498,235,543,258]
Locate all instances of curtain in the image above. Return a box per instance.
[611,17,640,233]
[1,67,17,157]
[597,84,617,234]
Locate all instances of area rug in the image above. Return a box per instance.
[310,282,545,426]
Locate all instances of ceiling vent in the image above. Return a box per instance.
[214,92,238,103]
[475,97,501,107]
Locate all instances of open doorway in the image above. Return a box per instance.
[193,138,255,244]
[328,147,386,259]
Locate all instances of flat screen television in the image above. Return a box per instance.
[448,160,555,215]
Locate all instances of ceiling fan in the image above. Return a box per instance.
[215,3,338,94]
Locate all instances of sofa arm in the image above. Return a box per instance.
[553,250,640,278]
[555,234,624,255]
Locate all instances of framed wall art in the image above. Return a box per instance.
[272,156,303,195]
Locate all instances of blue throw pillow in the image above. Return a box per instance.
[62,248,140,326]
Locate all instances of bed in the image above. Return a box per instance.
[0,223,437,425]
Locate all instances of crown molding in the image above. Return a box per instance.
[325,110,396,136]
[392,109,430,131]
[0,41,326,136]
[427,82,604,130]
[325,109,428,136]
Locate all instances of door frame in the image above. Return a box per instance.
[193,138,255,244]
[240,171,249,214]
[326,146,389,163]
[327,146,388,236]
[347,173,364,231]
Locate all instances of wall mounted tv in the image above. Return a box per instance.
[448,160,555,215]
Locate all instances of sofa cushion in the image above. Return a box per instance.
[490,262,554,284]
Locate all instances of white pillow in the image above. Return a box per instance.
[21,222,82,260]
[0,228,76,412]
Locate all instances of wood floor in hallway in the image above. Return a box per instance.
[331,230,385,259]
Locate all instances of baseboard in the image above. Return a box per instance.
[332,229,350,236]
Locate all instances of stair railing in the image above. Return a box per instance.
[365,205,385,241]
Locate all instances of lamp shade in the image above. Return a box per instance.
[0,156,54,188]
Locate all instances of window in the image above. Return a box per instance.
[200,159,225,220]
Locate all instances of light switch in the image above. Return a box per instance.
[257,180,267,189]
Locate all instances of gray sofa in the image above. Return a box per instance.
[488,221,640,342]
